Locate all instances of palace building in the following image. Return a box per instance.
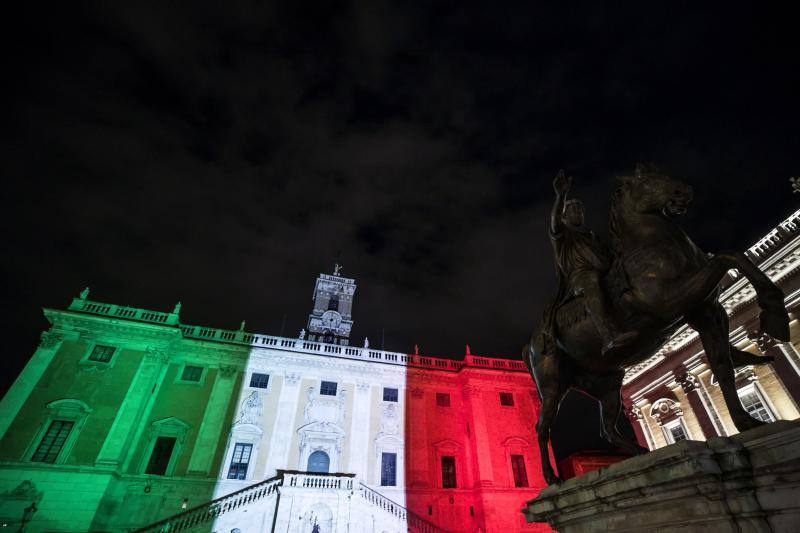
[622,209,800,449]
[0,270,551,533]
[3,209,798,533]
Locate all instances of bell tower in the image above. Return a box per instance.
[306,263,356,345]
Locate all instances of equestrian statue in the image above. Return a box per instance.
[524,166,790,485]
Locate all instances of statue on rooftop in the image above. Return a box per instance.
[172,301,182,315]
[524,166,789,485]
[79,287,90,300]
[299,328,306,340]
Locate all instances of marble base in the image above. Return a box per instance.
[523,420,800,532]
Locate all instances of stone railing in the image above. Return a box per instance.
[179,323,528,373]
[67,294,528,373]
[745,209,800,263]
[132,474,282,533]
[282,470,355,490]
[68,298,179,326]
[357,483,450,533]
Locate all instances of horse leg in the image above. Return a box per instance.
[527,345,567,485]
[659,252,788,341]
[688,302,766,432]
[598,385,649,455]
[714,251,789,341]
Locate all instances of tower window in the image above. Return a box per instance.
[510,454,528,487]
[383,388,398,402]
[320,381,338,396]
[436,392,451,407]
[180,365,203,382]
[30,420,74,463]
[249,373,269,389]
[381,452,397,486]
[499,392,515,406]
[441,456,457,488]
[145,436,177,475]
[88,345,115,363]
[227,443,253,480]
[328,294,340,311]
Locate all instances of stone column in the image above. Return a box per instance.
[96,347,170,468]
[348,380,372,480]
[675,370,719,439]
[186,365,238,476]
[264,372,302,477]
[0,330,66,440]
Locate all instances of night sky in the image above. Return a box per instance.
[2,2,797,459]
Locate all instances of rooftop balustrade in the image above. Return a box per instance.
[64,295,527,373]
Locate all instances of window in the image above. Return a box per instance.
[145,436,177,475]
[249,373,269,389]
[662,419,688,444]
[307,450,330,473]
[181,365,203,382]
[738,385,775,422]
[227,443,253,480]
[30,420,74,463]
[88,345,115,363]
[441,456,457,488]
[499,392,515,407]
[510,454,528,487]
[328,294,339,311]
[320,381,337,396]
[383,388,399,402]
[436,392,450,407]
[381,452,397,486]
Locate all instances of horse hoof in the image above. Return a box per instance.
[733,414,768,433]
[760,308,790,342]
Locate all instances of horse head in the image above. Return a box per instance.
[614,166,694,217]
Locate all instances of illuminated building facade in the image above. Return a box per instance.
[0,271,551,532]
[622,209,800,450]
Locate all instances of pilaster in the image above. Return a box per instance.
[95,346,170,469]
[462,385,494,487]
[264,372,302,476]
[348,380,371,479]
[0,330,68,440]
[675,370,718,439]
[186,364,239,476]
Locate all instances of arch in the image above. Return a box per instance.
[307,450,330,473]
[501,436,531,447]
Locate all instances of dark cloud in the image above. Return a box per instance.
[2,1,797,459]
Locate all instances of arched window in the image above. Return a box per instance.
[307,450,330,473]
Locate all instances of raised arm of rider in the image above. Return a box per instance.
[551,170,571,236]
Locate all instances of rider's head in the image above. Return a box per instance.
[562,199,585,227]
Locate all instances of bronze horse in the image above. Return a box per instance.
[524,169,790,485]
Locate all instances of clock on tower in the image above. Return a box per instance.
[306,264,356,345]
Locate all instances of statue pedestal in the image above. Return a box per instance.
[523,421,800,532]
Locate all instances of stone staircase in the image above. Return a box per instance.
[132,471,449,533]
[133,475,282,532]
[357,483,448,533]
